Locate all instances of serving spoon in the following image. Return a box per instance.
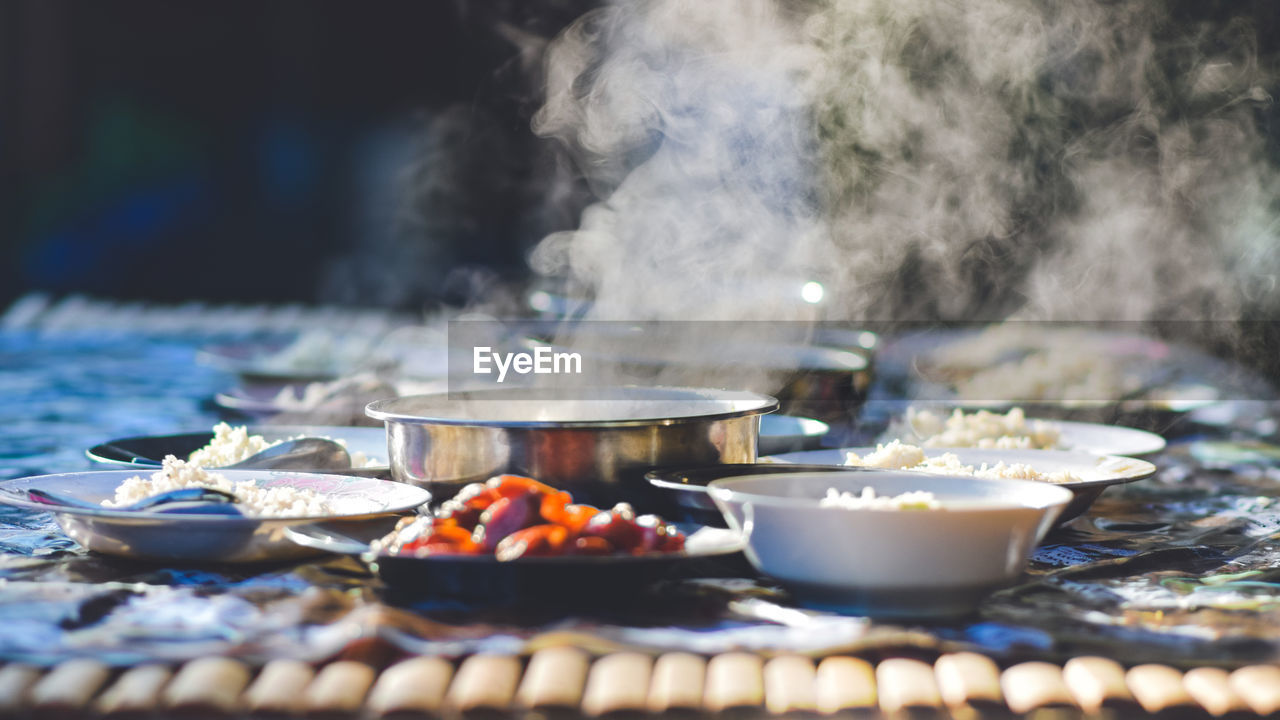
[224,437,352,471]
[26,487,243,515]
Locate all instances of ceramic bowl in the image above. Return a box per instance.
[708,469,1071,617]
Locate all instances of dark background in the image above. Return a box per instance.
[3,1,1280,331]
[0,0,595,312]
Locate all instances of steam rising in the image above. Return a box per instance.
[531,0,1279,327]
[533,0,831,320]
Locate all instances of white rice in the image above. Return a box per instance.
[927,325,1143,403]
[188,422,378,468]
[952,352,1138,404]
[845,439,1080,484]
[903,407,1061,450]
[271,381,336,411]
[103,455,332,518]
[819,487,940,510]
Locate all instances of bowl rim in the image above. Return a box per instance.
[366,386,780,428]
[706,470,1074,514]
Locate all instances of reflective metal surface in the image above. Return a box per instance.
[757,414,830,455]
[367,387,777,506]
[225,437,351,471]
[28,486,241,513]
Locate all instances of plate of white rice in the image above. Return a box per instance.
[765,442,1156,523]
[884,406,1166,456]
[0,467,430,563]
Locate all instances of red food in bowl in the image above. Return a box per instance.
[379,474,685,560]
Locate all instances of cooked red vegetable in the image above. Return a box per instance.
[570,536,615,556]
[394,517,479,556]
[636,514,684,552]
[579,504,645,551]
[494,524,570,560]
[377,475,685,560]
[554,504,600,533]
[488,474,559,498]
[435,482,502,530]
[473,489,543,551]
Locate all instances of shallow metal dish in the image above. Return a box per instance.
[366,386,777,507]
[0,470,430,563]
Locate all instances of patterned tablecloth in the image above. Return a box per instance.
[2,320,1280,669]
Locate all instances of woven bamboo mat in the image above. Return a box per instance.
[3,652,1279,717]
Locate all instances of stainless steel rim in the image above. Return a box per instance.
[366,386,779,428]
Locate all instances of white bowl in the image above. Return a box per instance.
[708,470,1071,617]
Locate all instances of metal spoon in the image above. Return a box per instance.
[282,522,377,556]
[27,487,243,515]
[224,437,352,471]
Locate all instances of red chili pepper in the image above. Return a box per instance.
[537,490,574,523]
[569,536,614,556]
[407,542,476,557]
[402,478,684,559]
[556,503,600,534]
[636,514,686,553]
[436,482,503,530]
[580,504,644,551]
[473,489,543,551]
[401,519,481,555]
[494,524,570,561]
[487,474,559,498]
